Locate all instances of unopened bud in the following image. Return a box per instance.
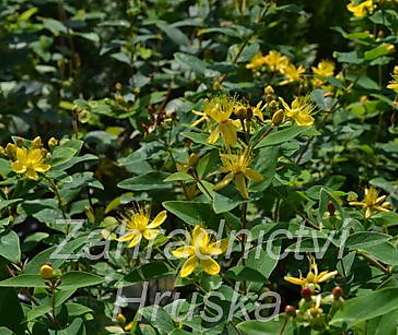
[332,286,343,299]
[328,202,336,216]
[347,192,358,202]
[40,264,54,280]
[188,153,199,167]
[301,287,313,300]
[309,306,322,318]
[386,43,395,54]
[0,146,5,156]
[48,137,58,148]
[5,143,17,159]
[116,313,126,325]
[31,136,43,149]
[264,85,274,95]
[268,100,279,111]
[115,82,122,91]
[285,305,296,316]
[272,109,284,126]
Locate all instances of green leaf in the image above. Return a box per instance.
[174,53,219,77]
[124,262,173,284]
[50,140,83,166]
[364,44,394,61]
[59,272,104,290]
[212,192,243,214]
[181,131,212,146]
[0,275,47,288]
[41,18,67,35]
[139,306,174,335]
[345,232,391,249]
[118,172,171,191]
[163,172,194,182]
[156,21,190,46]
[360,242,398,265]
[49,317,86,335]
[162,201,217,226]
[237,318,292,335]
[27,289,76,321]
[333,50,363,64]
[0,327,14,335]
[331,288,398,328]
[0,230,20,263]
[255,126,308,149]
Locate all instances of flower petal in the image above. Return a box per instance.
[244,168,263,182]
[127,233,142,248]
[147,210,167,229]
[201,256,221,276]
[234,173,248,199]
[284,276,305,286]
[219,121,238,146]
[208,127,220,144]
[118,231,140,242]
[207,240,229,256]
[214,172,234,191]
[11,161,26,174]
[25,168,39,180]
[172,246,195,258]
[192,225,209,250]
[35,163,51,173]
[317,270,338,283]
[142,229,159,240]
[180,256,198,278]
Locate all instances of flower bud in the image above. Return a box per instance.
[116,313,126,325]
[284,305,296,316]
[332,286,343,299]
[386,43,395,54]
[188,153,199,167]
[31,136,43,149]
[0,146,5,156]
[5,143,17,159]
[271,109,284,126]
[328,202,336,216]
[268,100,279,111]
[115,82,122,91]
[48,137,59,148]
[265,94,275,103]
[40,264,55,280]
[309,306,322,318]
[264,85,274,96]
[301,287,313,300]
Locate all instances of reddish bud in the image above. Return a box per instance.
[301,287,313,300]
[328,202,336,216]
[285,305,296,316]
[332,286,343,299]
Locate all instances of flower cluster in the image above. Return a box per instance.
[1,136,55,180]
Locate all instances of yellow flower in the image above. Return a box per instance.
[172,225,228,277]
[284,256,338,291]
[118,207,167,248]
[191,110,209,127]
[280,64,306,84]
[11,146,51,180]
[215,149,263,199]
[246,53,267,70]
[250,101,267,121]
[312,60,335,86]
[280,96,315,127]
[349,186,391,219]
[204,96,241,146]
[387,65,398,93]
[347,0,375,17]
[264,50,290,72]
